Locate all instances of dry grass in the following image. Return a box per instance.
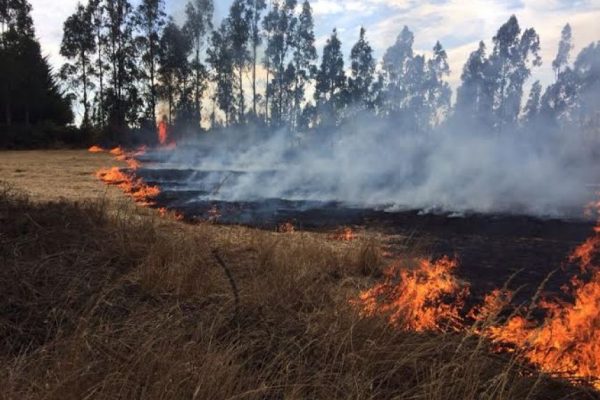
[0,150,125,202]
[1,182,598,400]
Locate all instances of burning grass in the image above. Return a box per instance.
[1,184,598,399]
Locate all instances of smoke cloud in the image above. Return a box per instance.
[139,112,599,220]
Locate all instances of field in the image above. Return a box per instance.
[1,150,599,399]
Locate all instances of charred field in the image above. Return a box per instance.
[2,149,600,400]
[137,162,596,307]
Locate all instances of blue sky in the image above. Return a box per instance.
[31,0,600,91]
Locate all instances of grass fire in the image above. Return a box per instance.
[2,0,600,399]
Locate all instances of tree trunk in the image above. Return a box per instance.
[252,41,257,118]
[239,67,244,124]
[195,40,201,126]
[97,24,104,128]
[82,50,89,127]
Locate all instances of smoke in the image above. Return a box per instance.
[140,110,600,220]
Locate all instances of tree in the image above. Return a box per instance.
[134,0,166,125]
[382,25,414,116]
[0,0,72,127]
[348,27,375,110]
[207,21,236,125]
[262,0,297,126]
[184,0,213,127]
[455,41,492,125]
[246,0,266,118]
[227,0,251,123]
[290,0,316,129]
[88,0,107,128]
[104,0,141,131]
[158,19,191,125]
[488,15,541,130]
[425,41,451,126]
[315,28,346,127]
[552,23,573,79]
[60,2,96,127]
[523,80,541,124]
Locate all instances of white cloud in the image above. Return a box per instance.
[30,0,80,68]
[29,0,600,92]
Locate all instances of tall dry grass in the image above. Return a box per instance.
[0,184,597,400]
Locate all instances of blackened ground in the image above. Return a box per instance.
[139,167,595,307]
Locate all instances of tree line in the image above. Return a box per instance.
[1,0,599,146]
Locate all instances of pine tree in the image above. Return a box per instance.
[348,27,375,110]
[0,0,72,127]
[315,28,346,127]
[184,0,213,128]
[60,2,96,127]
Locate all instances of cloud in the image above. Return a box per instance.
[29,0,600,94]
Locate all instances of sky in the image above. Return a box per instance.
[31,0,600,94]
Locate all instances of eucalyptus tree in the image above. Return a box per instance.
[290,0,317,129]
[60,2,96,127]
[425,41,451,126]
[246,0,266,118]
[158,19,191,125]
[552,23,573,79]
[227,0,251,123]
[488,15,541,130]
[382,25,414,116]
[207,21,236,126]
[348,27,375,110]
[134,0,166,124]
[184,0,213,126]
[263,0,297,126]
[315,28,347,127]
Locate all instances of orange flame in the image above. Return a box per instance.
[354,197,600,388]
[353,257,468,332]
[96,167,160,206]
[485,224,600,388]
[278,222,295,233]
[331,227,356,241]
[88,145,105,153]
[158,117,168,146]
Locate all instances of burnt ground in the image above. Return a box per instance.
[140,164,596,307]
[141,171,594,303]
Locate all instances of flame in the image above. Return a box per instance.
[353,197,600,388]
[353,257,468,332]
[109,146,125,157]
[331,227,356,241]
[88,145,105,153]
[96,167,159,206]
[278,222,295,233]
[485,224,600,388]
[158,117,168,146]
[158,207,184,221]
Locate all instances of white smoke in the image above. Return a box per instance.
[141,113,600,220]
